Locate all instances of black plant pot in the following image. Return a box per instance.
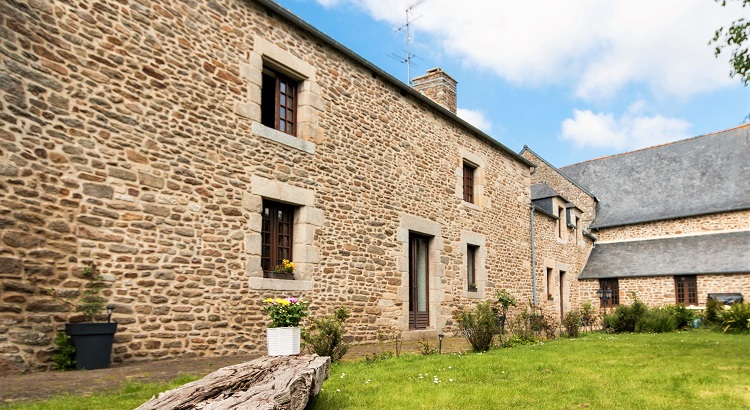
[65,323,117,370]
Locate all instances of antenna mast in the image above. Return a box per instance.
[395,0,427,86]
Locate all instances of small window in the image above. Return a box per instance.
[675,275,697,305]
[598,278,619,307]
[557,206,565,238]
[463,162,476,203]
[546,268,554,299]
[573,216,580,244]
[467,245,478,291]
[261,200,295,277]
[261,67,298,136]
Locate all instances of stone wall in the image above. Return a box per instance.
[594,210,750,243]
[520,149,595,323]
[0,0,534,374]
[580,273,750,307]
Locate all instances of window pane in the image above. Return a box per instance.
[280,82,286,93]
[280,94,285,105]
[416,238,428,312]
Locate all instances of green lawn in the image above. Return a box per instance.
[311,331,750,410]
[0,374,200,410]
[2,331,747,410]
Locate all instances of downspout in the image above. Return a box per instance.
[531,204,537,307]
[529,164,538,308]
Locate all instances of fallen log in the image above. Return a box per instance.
[136,355,330,410]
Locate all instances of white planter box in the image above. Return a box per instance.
[266,327,301,356]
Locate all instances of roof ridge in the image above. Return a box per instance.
[561,123,750,170]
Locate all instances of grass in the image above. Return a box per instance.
[2,331,747,410]
[0,374,200,410]
[311,331,750,409]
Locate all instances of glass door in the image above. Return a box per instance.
[409,233,430,329]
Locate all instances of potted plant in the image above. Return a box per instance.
[547,293,554,301]
[45,263,117,370]
[468,282,477,292]
[268,259,295,280]
[263,297,309,356]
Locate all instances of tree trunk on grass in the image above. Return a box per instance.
[136,355,330,410]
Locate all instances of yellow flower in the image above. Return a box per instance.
[277,298,290,305]
[263,298,274,303]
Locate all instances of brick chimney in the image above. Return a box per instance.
[412,68,457,114]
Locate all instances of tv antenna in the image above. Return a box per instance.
[392,0,427,86]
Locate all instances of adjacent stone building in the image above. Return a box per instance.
[0,0,747,375]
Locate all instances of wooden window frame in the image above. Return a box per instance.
[675,275,697,305]
[598,278,619,307]
[462,162,476,203]
[409,233,430,329]
[261,67,298,136]
[261,200,295,278]
[467,244,478,292]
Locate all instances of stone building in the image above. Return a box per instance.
[0,0,746,376]
[0,0,548,374]
[560,125,750,308]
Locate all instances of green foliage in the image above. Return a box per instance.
[417,339,438,355]
[704,297,724,326]
[40,263,110,322]
[494,289,517,316]
[262,297,309,328]
[562,311,581,338]
[636,307,678,333]
[500,333,540,348]
[303,307,350,362]
[719,302,750,333]
[602,295,648,333]
[51,332,75,371]
[711,0,750,85]
[313,332,750,410]
[455,301,496,352]
[667,305,696,330]
[579,302,596,327]
[363,351,393,363]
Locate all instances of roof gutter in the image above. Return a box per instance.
[252,0,535,169]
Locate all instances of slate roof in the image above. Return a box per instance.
[530,183,560,200]
[578,231,750,279]
[560,125,750,229]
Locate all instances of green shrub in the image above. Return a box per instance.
[303,306,350,362]
[636,307,677,333]
[704,298,723,326]
[667,304,696,330]
[51,332,75,371]
[562,311,581,338]
[580,302,596,328]
[602,296,648,333]
[456,301,496,352]
[499,333,540,348]
[719,303,750,333]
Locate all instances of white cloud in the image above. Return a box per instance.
[456,108,492,133]
[315,0,743,100]
[561,104,692,150]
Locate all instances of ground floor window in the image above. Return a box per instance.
[598,278,619,307]
[674,275,697,305]
[467,244,478,291]
[261,200,295,277]
[409,233,430,329]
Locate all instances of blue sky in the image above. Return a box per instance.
[275,0,749,167]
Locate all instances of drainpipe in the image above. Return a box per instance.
[530,204,537,307]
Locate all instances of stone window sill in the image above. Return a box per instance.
[461,201,481,211]
[252,122,315,154]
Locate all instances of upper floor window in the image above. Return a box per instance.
[261,200,295,277]
[463,162,476,203]
[261,67,297,136]
[675,275,697,305]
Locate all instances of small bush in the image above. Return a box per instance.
[703,297,723,326]
[562,311,581,338]
[603,297,648,333]
[51,332,75,371]
[719,303,750,333]
[667,304,696,330]
[500,333,540,348]
[580,302,596,328]
[303,306,350,362]
[636,307,677,333]
[417,339,438,355]
[363,351,393,363]
[456,301,496,352]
